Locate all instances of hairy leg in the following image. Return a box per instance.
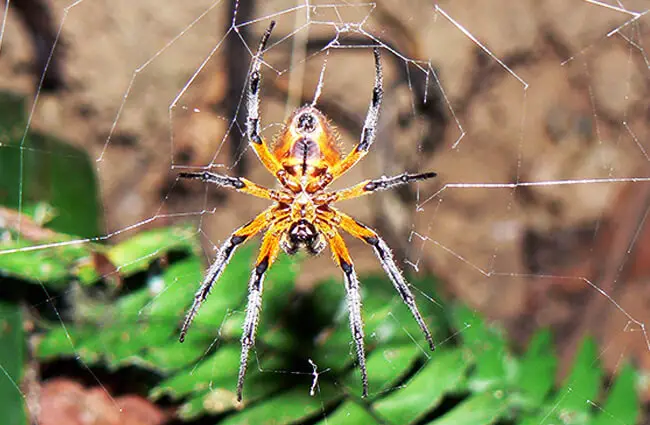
[314,171,436,205]
[318,221,369,397]
[179,207,283,342]
[307,48,383,193]
[246,21,300,191]
[334,211,436,351]
[236,221,287,401]
[179,171,292,202]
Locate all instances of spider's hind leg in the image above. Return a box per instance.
[337,211,436,352]
[237,221,286,402]
[179,208,274,342]
[319,222,369,398]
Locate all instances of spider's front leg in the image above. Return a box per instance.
[179,171,289,202]
[237,220,288,402]
[318,221,369,397]
[179,207,284,342]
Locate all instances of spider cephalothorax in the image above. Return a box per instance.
[178,21,437,402]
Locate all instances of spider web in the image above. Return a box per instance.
[0,0,649,423]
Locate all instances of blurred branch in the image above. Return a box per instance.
[0,205,58,241]
[224,0,254,175]
[8,0,65,91]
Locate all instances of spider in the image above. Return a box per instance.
[178,21,437,402]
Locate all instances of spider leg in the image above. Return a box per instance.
[247,21,300,191]
[333,210,436,351]
[318,221,369,398]
[314,171,437,204]
[236,221,287,402]
[179,207,279,342]
[179,171,291,202]
[309,48,383,192]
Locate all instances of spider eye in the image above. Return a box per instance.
[297,113,317,133]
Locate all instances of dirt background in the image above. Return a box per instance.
[3,0,650,406]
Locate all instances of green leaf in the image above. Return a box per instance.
[525,337,603,425]
[142,338,208,373]
[35,257,206,371]
[261,252,299,320]
[343,344,421,398]
[0,241,69,283]
[314,401,380,425]
[30,132,101,238]
[517,329,556,407]
[179,388,236,420]
[188,245,254,337]
[314,274,440,375]
[138,256,203,326]
[426,391,511,425]
[151,344,242,399]
[0,239,94,287]
[108,225,197,276]
[593,363,639,425]
[452,305,510,391]
[179,372,287,419]
[374,349,470,424]
[110,289,153,323]
[219,384,340,425]
[102,323,174,369]
[0,301,27,425]
[0,90,100,239]
[35,324,96,360]
[554,337,602,421]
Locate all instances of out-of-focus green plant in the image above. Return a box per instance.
[0,89,104,425]
[0,223,639,425]
[0,301,26,425]
[0,92,101,240]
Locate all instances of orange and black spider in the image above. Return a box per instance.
[178,21,436,402]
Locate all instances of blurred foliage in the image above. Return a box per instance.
[0,90,642,424]
[0,301,26,425]
[0,92,100,238]
[0,223,640,425]
[0,90,103,290]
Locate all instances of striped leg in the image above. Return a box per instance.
[335,211,435,351]
[236,221,285,401]
[314,171,437,205]
[179,171,287,201]
[319,221,369,397]
[247,21,300,191]
[179,208,275,342]
[306,48,383,193]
